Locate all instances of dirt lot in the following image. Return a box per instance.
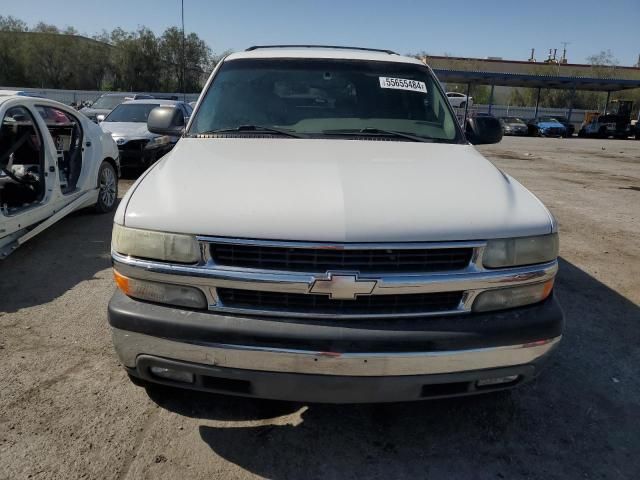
[1,136,639,480]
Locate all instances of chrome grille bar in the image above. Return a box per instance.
[112,235,557,319]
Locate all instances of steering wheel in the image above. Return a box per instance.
[1,164,39,186]
[0,131,40,186]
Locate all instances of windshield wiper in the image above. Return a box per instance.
[322,127,437,143]
[194,125,305,139]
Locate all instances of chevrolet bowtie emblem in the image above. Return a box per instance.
[309,273,377,300]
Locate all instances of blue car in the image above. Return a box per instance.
[527,117,567,137]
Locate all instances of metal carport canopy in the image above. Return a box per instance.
[432,69,640,92]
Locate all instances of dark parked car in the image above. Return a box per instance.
[527,117,567,137]
[499,116,528,136]
[550,116,575,137]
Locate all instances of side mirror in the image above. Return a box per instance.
[465,116,503,145]
[147,106,184,136]
[96,114,105,123]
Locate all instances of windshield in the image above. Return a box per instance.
[91,95,128,110]
[189,58,462,142]
[502,117,524,124]
[538,117,560,123]
[104,103,162,123]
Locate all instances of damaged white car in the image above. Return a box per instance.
[0,94,120,258]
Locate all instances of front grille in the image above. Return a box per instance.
[210,243,473,273]
[119,139,149,151]
[217,288,463,316]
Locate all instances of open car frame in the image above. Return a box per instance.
[0,95,120,258]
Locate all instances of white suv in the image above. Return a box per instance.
[108,46,563,403]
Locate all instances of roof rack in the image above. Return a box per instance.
[245,45,398,55]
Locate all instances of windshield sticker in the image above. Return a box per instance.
[378,77,427,93]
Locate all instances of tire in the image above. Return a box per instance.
[598,127,608,139]
[95,161,118,213]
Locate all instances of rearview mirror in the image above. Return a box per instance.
[465,116,503,145]
[147,106,184,136]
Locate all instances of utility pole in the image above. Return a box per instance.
[560,41,570,64]
[181,0,186,101]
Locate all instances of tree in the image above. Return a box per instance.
[159,27,212,92]
[586,50,619,78]
[0,15,28,32]
[0,15,218,92]
[109,27,162,91]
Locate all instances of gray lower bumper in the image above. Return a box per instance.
[113,328,560,376]
[113,328,560,403]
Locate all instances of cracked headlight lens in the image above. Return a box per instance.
[483,233,558,268]
[112,224,200,264]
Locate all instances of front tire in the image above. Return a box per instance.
[95,161,118,213]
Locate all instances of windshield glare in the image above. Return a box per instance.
[92,95,127,110]
[104,103,162,123]
[502,117,525,124]
[190,59,461,142]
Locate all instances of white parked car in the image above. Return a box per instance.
[99,99,191,168]
[108,46,562,403]
[0,94,119,258]
[446,91,473,108]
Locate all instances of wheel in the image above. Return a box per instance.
[95,161,118,213]
[598,127,608,139]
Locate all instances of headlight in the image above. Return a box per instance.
[145,135,170,148]
[473,279,554,312]
[112,224,200,263]
[483,233,558,268]
[114,270,207,308]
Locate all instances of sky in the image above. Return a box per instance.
[2,0,639,66]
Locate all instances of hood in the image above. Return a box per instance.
[120,138,553,242]
[100,122,154,140]
[80,107,111,117]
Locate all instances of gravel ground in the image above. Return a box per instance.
[1,137,639,479]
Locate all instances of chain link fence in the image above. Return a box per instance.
[4,86,593,129]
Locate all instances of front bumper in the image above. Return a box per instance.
[539,128,566,137]
[118,145,173,167]
[504,128,528,136]
[108,291,563,402]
